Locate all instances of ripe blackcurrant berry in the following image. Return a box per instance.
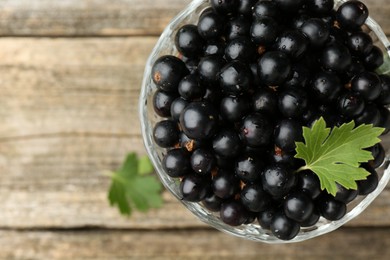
[257,51,292,86]
[162,148,191,178]
[180,174,211,202]
[152,55,189,92]
[262,164,296,199]
[336,0,369,30]
[175,25,205,58]
[241,113,273,148]
[274,119,303,152]
[270,211,300,240]
[179,101,219,140]
[220,200,249,226]
[153,120,180,148]
[212,129,242,158]
[351,71,381,101]
[241,183,272,212]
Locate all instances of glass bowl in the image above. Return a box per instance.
[139,0,390,243]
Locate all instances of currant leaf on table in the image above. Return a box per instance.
[108,153,163,216]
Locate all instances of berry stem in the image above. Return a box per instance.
[295,165,310,173]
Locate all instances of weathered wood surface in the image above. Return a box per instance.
[0,0,388,36]
[0,0,192,36]
[0,0,389,259]
[1,228,390,260]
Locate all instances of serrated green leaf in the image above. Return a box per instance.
[295,117,385,196]
[138,156,154,175]
[133,176,163,207]
[119,153,138,179]
[108,179,132,216]
[108,153,163,216]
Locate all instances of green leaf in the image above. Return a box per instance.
[119,153,138,179]
[138,155,154,175]
[108,178,132,215]
[107,153,163,216]
[295,117,384,196]
[376,54,390,76]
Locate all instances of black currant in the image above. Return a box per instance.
[358,164,379,195]
[180,174,211,202]
[346,31,373,56]
[351,71,381,101]
[278,87,308,118]
[241,183,272,212]
[202,193,224,212]
[321,42,352,73]
[235,153,265,182]
[220,200,249,226]
[270,211,300,240]
[307,0,335,15]
[212,169,240,199]
[220,95,251,122]
[179,101,219,140]
[162,148,191,178]
[334,184,359,204]
[241,113,273,148]
[253,0,279,19]
[204,39,226,56]
[152,90,177,117]
[300,18,330,48]
[191,148,216,174]
[311,71,342,102]
[250,17,280,46]
[175,25,205,58]
[220,61,253,95]
[336,0,369,30]
[274,119,303,152]
[152,55,189,92]
[212,129,242,158]
[198,55,225,86]
[364,46,384,71]
[262,163,296,199]
[296,170,322,199]
[338,92,365,117]
[275,30,309,59]
[274,0,305,13]
[283,192,314,222]
[257,51,292,86]
[252,88,279,116]
[178,74,206,100]
[317,194,347,221]
[377,75,390,105]
[153,120,180,148]
[225,37,257,62]
[197,11,224,40]
[170,97,189,121]
[211,0,239,16]
[258,207,278,229]
[225,15,251,40]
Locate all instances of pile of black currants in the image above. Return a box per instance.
[150,0,390,240]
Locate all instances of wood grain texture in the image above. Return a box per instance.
[1,228,390,259]
[0,0,388,37]
[0,0,192,36]
[1,38,390,230]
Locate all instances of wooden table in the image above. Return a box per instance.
[0,0,389,259]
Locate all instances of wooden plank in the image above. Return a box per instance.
[0,0,192,36]
[0,0,388,37]
[0,37,390,229]
[1,228,390,259]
